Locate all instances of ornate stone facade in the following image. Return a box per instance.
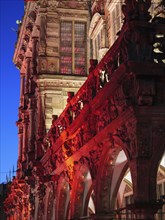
[4,0,165,220]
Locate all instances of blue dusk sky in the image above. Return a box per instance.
[0,0,24,183]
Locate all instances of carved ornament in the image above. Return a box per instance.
[59,0,88,10]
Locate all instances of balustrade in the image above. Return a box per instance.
[47,20,165,152]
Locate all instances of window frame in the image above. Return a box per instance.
[60,20,87,75]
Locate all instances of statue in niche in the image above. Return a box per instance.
[99,70,107,88]
[29,77,37,94]
[101,100,112,126]
[57,149,64,164]
[105,60,117,79]
[96,112,105,132]
[122,0,151,22]
[89,59,98,73]
[116,124,130,145]
[48,126,58,146]
[121,0,154,61]
[72,135,79,151]
[114,88,128,113]
[89,114,97,137]
[80,88,89,106]
[65,106,73,125]
[67,91,74,103]
[83,123,91,144]
[62,139,73,159]
[137,0,151,21]
[88,73,97,99]
[72,102,81,120]
[76,127,84,147]
[109,98,118,120]
[122,0,138,22]
[50,153,57,170]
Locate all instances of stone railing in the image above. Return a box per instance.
[38,18,165,177]
[46,19,165,149]
[47,28,124,147]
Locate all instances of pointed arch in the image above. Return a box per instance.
[45,182,55,220]
[95,146,129,214]
[55,174,70,220]
[70,162,93,219]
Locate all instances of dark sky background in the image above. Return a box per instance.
[0,0,24,183]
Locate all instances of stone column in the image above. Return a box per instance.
[25,46,32,93]
[37,93,45,140]
[128,157,163,220]
[35,92,45,159]
[25,57,31,94]
[127,120,165,220]
[40,14,46,42]
[22,113,29,162]
[16,117,24,178]
[28,97,36,162]
[32,37,38,75]
[19,73,25,106]
[18,124,23,163]
[28,109,35,152]
[127,202,163,220]
[101,22,108,49]
[38,10,46,57]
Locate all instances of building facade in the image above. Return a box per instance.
[4,0,165,219]
[0,183,8,220]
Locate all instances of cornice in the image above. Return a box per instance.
[38,74,87,81]
[57,7,89,20]
[37,75,87,91]
[58,0,89,10]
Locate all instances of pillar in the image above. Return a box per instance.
[127,119,165,220]
[127,202,163,220]
[35,93,45,159]
[37,93,45,140]
[129,158,163,220]
[22,113,29,162]
[31,36,38,76]
[25,56,31,94]
[19,73,25,106]
[18,125,23,163]
[28,97,36,162]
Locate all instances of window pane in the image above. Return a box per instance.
[60,21,72,74]
[60,21,87,75]
[74,22,86,75]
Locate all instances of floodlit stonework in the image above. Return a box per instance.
[4,0,165,220]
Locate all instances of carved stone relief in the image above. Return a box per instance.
[59,0,88,10]
[48,1,59,11]
[39,58,47,71]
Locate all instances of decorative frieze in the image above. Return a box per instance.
[58,0,89,10]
